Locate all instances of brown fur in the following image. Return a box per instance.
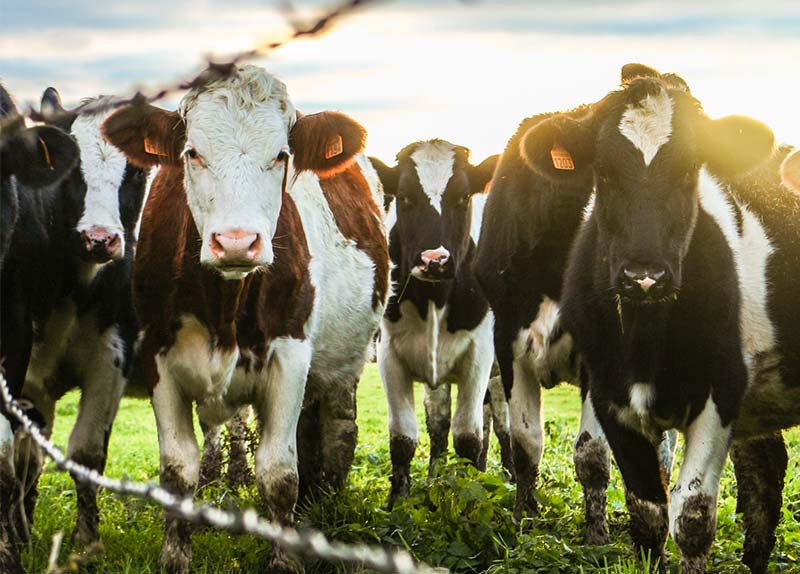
[781,148,800,195]
[102,101,185,168]
[319,164,389,309]
[289,111,366,177]
[133,164,314,393]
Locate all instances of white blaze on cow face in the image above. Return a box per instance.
[179,66,296,279]
[618,87,673,166]
[410,141,456,214]
[71,106,128,258]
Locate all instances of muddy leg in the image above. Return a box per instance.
[731,433,787,574]
[319,377,358,492]
[488,376,514,480]
[226,405,253,490]
[509,361,543,520]
[478,396,491,472]
[0,414,22,574]
[424,383,451,477]
[573,389,610,545]
[297,399,322,501]
[198,420,222,490]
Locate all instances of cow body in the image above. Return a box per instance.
[0,84,80,574]
[371,141,497,506]
[104,65,387,574]
[522,69,794,573]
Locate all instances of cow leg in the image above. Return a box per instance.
[378,340,417,509]
[198,420,222,489]
[669,398,732,574]
[730,434,787,574]
[226,406,253,490]
[253,338,309,574]
[659,429,678,486]
[319,375,358,492]
[509,353,544,520]
[488,375,514,480]
[152,379,199,574]
[296,399,322,501]
[452,346,492,467]
[423,383,450,477]
[0,413,22,574]
[573,389,611,545]
[478,394,491,472]
[598,408,668,572]
[67,329,125,546]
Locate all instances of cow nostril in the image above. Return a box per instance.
[210,233,226,258]
[246,234,261,259]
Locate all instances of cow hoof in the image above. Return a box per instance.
[70,523,100,547]
[159,545,192,574]
[269,550,304,574]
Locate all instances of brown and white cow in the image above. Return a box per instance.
[103,65,388,574]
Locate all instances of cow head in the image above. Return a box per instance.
[1,84,79,264]
[372,140,497,284]
[39,88,149,264]
[781,148,800,196]
[103,65,366,279]
[520,64,774,304]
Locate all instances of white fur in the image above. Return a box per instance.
[669,397,731,540]
[71,105,128,251]
[179,66,296,274]
[618,89,673,166]
[384,196,397,237]
[0,414,13,467]
[522,296,578,389]
[509,327,545,468]
[378,301,494,441]
[576,391,607,445]
[488,376,509,434]
[411,141,456,215]
[629,383,655,418]
[697,168,776,365]
[469,192,487,244]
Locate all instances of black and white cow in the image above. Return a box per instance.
[521,69,796,574]
[0,84,79,574]
[0,87,149,560]
[370,141,497,506]
[474,63,683,538]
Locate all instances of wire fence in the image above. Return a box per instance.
[0,0,382,137]
[0,372,424,574]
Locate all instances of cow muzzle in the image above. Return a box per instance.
[208,228,266,277]
[616,264,674,303]
[412,247,453,281]
[81,226,123,263]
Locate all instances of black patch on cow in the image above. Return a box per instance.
[387,435,416,509]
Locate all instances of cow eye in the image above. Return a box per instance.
[276,150,289,162]
[183,147,205,167]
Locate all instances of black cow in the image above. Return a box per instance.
[370,140,497,507]
[523,68,794,574]
[0,83,80,574]
[473,64,683,539]
[0,88,148,564]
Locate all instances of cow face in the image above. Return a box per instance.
[1,85,79,264]
[521,66,774,305]
[103,65,366,280]
[372,140,497,284]
[40,88,147,263]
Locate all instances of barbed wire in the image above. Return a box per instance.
[0,0,382,138]
[0,372,422,574]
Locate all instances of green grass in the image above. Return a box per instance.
[21,365,800,573]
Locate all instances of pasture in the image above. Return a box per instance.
[23,365,800,573]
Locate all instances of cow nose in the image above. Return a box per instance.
[420,247,450,268]
[209,229,262,264]
[81,227,122,260]
[620,265,670,297]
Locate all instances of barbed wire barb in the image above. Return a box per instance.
[0,372,420,574]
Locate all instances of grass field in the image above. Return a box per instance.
[21,364,800,573]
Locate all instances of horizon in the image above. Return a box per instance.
[2,0,799,162]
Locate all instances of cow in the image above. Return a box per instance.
[0,83,80,574]
[369,141,497,507]
[521,68,795,574]
[781,147,800,194]
[102,65,388,574]
[473,64,683,540]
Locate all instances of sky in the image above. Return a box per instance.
[2,0,799,162]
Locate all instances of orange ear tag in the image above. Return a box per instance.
[550,146,575,171]
[325,135,343,160]
[144,137,165,157]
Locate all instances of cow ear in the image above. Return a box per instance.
[699,115,774,177]
[519,115,595,182]
[4,125,79,187]
[41,87,64,115]
[289,111,366,178]
[621,63,662,85]
[781,149,800,195]
[470,154,499,194]
[369,156,398,196]
[102,101,185,168]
